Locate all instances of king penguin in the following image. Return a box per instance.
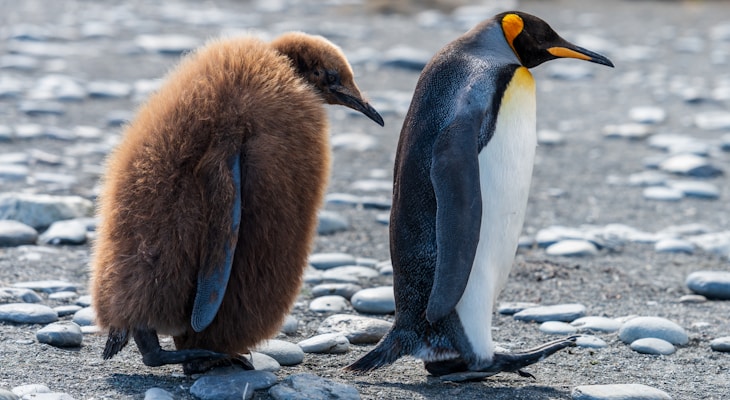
[347,12,612,377]
[91,32,383,375]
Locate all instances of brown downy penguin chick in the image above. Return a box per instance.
[91,32,383,375]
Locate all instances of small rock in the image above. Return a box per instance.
[297,333,349,354]
[539,321,578,335]
[321,266,379,283]
[13,280,76,293]
[309,295,349,313]
[0,303,58,324]
[686,231,730,258]
[513,303,586,323]
[685,270,730,299]
[571,316,622,333]
[0,287,42,303]
[602,123,653,140]
[618,316,688,345]
[678,294,706,304]
[0,220,38,246]
[0,193,93,229]
[643,186,683,202]
[498,302,539,315]
[350,286,395,314]
[331,132,378,151]
[280,315,299,335]
[537,129,565,145]
[694,111,730,130]
[76,295,92,307]
[72,307,96,326]
[630,337,675,355]
[572,384,671,400]
[0,389,19,400]
[48,291,77,301]
[317,314,392,344]
[19,100,65,116]
[659,154,722,177]
[629,106,666,124]
[317,211,349,235]
[11,384,50,397]
[189,370,277,400]
[54,305,82,317]
[36,321,83,347]
[654,238,694,254]
[254,340,304,366]
[309,253,356,270]
[269,373,360,400]
[575,335,608,349]
[546,240,598,257]
[311,283,362,300]
[39,219,88,245]
[249,352,281,372]
[144,388,174,400]
[86,80,132,98]
[710,336,730,352]
[135,34,200,55]
[667,180,720,199]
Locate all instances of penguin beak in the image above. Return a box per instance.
[547,44,614,67]
[331,86,385,126]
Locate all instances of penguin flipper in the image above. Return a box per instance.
[426,118,483,324]
[191,155,242,333]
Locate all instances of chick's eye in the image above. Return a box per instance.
[325,71,339,84]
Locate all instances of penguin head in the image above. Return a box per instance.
[271,32,384,126]
[498,11,614,69]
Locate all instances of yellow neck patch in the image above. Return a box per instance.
[501,14,524,55]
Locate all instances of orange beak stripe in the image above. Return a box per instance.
[547,47,593,61]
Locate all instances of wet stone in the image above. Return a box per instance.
[629,106,666,124]
[630,337,675,355]
[350,286,395,314]
[350,179,392,192]
[309,295,349,313]
[546,240,598,257]
[0,303,58,324]
[513,303,586,323]
[317,314,392,344]
[643,186,683,202]
[39,219,88,245]
[721,133,730,151]
[311,283,362,300]
[144,388,174,400]
[667,180,720,199]
[654,238,694,254]
[254,339,304,366]
[685,270,730,299]
[72,307,95,326]
[317,211,349,235]
[571,316,622,333]
[309,253,356,270]
[575,335,608,349]
[297,333,349,354]
[0,288,42,303]
[710,336,730,352]
[0,54,39,71]
[618,316,688,345]
[539,321,578,335]
[498,302,540,315]
[658,154,722,177]
[36,321,83,347]
[572,384,672,400]
[13,280,76,293]
[11,384,50,397]
[189,370,277,400]
[0,220,38,247]
[269,373,360,400]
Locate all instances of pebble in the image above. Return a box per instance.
[0,287,42,303]
[618,316,688,345]
[254,339,304,366]
[513,303,586,323]
[654,238,694,254]
[269,373,360,400]
[658,154,722,177]
[311,283,362,300]
[13,280,76,293]
[189,370,277,400]
[667,180,720,199]
[331,132,378,151]
[249,352,281,372]
[280,315,299,335]
[686,231,730,258]
[0,220,38,246]
[36,321,83,347]
[308,253,356,270]
[11,384,50,398]
[545,240,598,257]
[53,305,82,317]
[134,34,200,55]
[321,266,379,283]
[642,186,683,202]
[309,295,349,313]
[629,106,666,124]
[0,193,93,229]
[572,384,671,400]
[317,314,392,344]
[144,388,174,400]
[602,123,652,140]
[48,291,77,301]
[0,389,17,400]
[0,303,58,324]
[685,270,730,299]
[709,336,730,352]
[350,286,395,314]
[629,337,675,355]
[0,164,30,181]
[694,111,730,130]
[19,100,65,116]
[38,219,88,245]
[575,335,608,349]
[678,294,706,304]
[571,316,622,333]
[537,129,565,145]
[75,295,92,307]
[539,321,578,335]
[71,307,95,326]
[317,211,350,235]
[86,80,132,98]
[297,333,349,354]
[497,302,540,315]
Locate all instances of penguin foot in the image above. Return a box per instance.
[182,354,254,375]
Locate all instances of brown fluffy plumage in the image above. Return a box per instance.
[91,32,381,372]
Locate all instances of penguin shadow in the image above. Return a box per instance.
[104,372,185,398]
[354,377,570,399]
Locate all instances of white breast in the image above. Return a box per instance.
[455,67,536,362]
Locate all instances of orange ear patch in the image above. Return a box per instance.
[501,13,524,52]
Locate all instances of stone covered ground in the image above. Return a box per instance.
[1,0,730,399]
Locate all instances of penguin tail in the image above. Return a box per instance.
[102,327,130,360]
[345,330,410,372]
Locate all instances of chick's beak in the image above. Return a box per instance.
[547,43,614,68]
[332,86,385,127]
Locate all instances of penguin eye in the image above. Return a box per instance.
[325,70,339,85]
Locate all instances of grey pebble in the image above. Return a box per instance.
[654,238,694,254]
[17,394,75,400]
[105,110,133,127]
[86,80,132,98]
[602,123,653,140]
[48,291,77,301]
[75,295,92,307]
[36,321,83,347]
[350,286,394,314]
[498,302,540,315]
[144,388,174,400]
[321,266,379,283]
[618,316,688,345]
[317,314,392,344]
[513,303,586,323]
[539,321,578,335]
[0,193,93,229]
[575,335,608,349]
[135,34,200,55]
[350,179,392,192]
[297,333,349,354]
[629,106,666,124]
[280,315,299,335]
[572,384,671,400]
[629,337,675,355]
[709,336,730,352]
[72,307,95,326]
[249,351,281,372]
[0,164,29,181]
[317,211,349,235]
[254,339,304,366]
[0,303,58,324]
[13,280,76,293]
[667,180,720,199]
[309,253,356,270]
[0,287,42,303]
[0,220,38,246]
[0,389,18,400]
[694,111,730,130]
[309,295,349,313]
[11,384,50,397]
[189,370,277,400]
[678,294,706,304]
[39,219,88,245]
[269,373,360,400]
[685,270,730,299]
[643,186,683,202]
[311,283,362,300]
[686,231,730,258]
[658,153,722,177]
[53,305,82,317]
[537,129,565,145]
[546,240,598,257]
[571,316,622,333]
[19,100,65,116]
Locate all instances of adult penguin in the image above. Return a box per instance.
[91,32,383,375]
[347,11,612,378]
